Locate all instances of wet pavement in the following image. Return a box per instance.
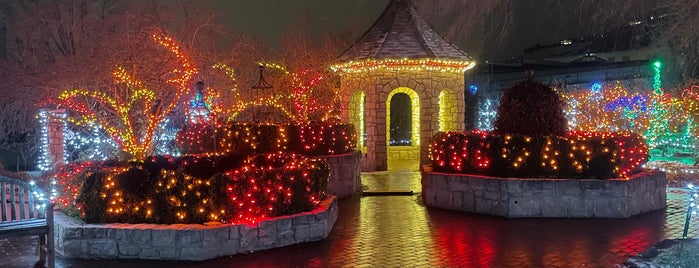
[1,170,697,268]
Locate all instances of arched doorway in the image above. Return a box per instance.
[386,87,420,170]
[390,93,412,146]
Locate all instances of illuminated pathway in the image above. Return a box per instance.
[1,172,696,268]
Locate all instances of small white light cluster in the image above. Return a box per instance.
[29,180,48,210]
[477,99,497,131]
[40,109,181,167]
[65,120,119,161]
[37,110,69,171]
[153,118,182,156]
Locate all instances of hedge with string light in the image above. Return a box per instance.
[428,131,648,178]
[176,122,357,156]
[55,153,329,224]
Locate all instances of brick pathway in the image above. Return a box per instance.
[1,171,697,268]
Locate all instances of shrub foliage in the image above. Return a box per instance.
[428,131,648,178]
[176,122,357,156]
[493,80,568,137]
[55,153,329,224]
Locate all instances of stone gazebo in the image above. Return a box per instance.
[331,0,476,171]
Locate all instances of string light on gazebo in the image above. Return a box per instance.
[330,58,476,74]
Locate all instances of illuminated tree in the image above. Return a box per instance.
[55,32,196,160]
[560,82,651,134]
[0,0,228,164]
[211,19,347,123]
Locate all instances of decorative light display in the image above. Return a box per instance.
[37,109,68,171]
[38,110,51,171]
[473,60,697,159]
[53,31,196,160]
[330,58,476,74]
[644,161,699,184]
[64,121,120,161]
[211,62,240,117]
[223,153,327,224]
[683,183,698,239]
[262,62,330,122]
[477,99,497,131]
[468,85,478,95]
[188,82,212,124]
[39,113,182,169]
[428,130,648,178]
[152,118,181,156]
[213,61,335,123]
[176,122,357,157]
[51,153,329,225]
[560,81,650,133]
[652,60,663,94]
[555,80,699,156]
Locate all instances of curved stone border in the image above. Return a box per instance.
[422,170,666,218]
[317,151,361,198]
[53,196,338,260]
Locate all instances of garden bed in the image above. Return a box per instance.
[53,196,338,260]
[422,170,666,218]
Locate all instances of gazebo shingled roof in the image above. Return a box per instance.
[336,0,472,62]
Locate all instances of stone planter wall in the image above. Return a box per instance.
[422,170,666,218]
[316,151,361,198]
[54,196,338,261]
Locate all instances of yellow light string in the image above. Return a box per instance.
[56,31,197,160]
[330,58,476,74]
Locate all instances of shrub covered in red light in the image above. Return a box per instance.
[224,153,328,223]
[428,131,648,178]
[54,153,329,224]
[493,79,568,137]
[176,122,357,157]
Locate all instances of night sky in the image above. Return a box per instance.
[205,0,594,62]
[205,0,388,48]
[0,0,601,62]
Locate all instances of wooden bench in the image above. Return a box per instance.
[0,175,54,268]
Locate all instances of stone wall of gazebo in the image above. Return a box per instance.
[340,70,465,171]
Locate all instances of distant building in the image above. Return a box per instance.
[466,16,665,130]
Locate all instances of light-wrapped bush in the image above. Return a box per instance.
[53,153,329,224]
[176,122,357,156]
[428,131,648,178]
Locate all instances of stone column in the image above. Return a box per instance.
[454,77,466,130]
[363,83,388,171]
[47,109,66,168]
[419,90,437,170]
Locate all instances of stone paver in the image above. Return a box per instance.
[1,171,697,268]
